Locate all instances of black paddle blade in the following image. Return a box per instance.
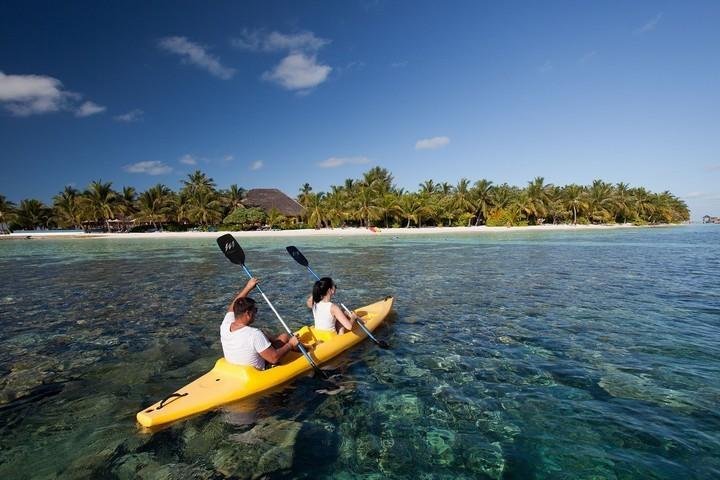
[217,234,245,265]
[286,246,309,267]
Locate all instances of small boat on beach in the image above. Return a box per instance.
[136,296,394,427]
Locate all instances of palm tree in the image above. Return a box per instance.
[586,179,614,224]
[182,170,216,196]
[522,177,552,224]
[418,179,437,195]
[15,199,53,230]
[135,184,174,229]
[350,185,382,227]
[52,186,83,228]
[1,194,18,231]
[304,193,326,228]
[632,187,655,223]
[376,192,401,228]
[81,180,119,230]
[222,184,246,212]
[613,182,633,223]
[396,194,431,228]
[118,186,138,218]
[452,178,475,226]
[186,188,223,226]
[362,167,394,194]
[471,179,494,225]
[563,184,588,225]
[298,183,313,205]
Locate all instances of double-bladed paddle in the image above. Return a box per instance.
[216,234,328,379]
[286,245,390,349]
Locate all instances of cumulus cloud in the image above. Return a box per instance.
[75,101,106,117]
[0,71,80,116]
[317,156,370,168]
[233,29,332,91]
[415,136,450,150]
[158,36,235,79]
[123,161,173,175]
[538,61,553,73]
[250,160,264,171]
[579,51,597,64]
[262,53,331,90]
[635,12,663,35]
[231,30,330,53]
[179,154,197,165]
[114,109,143,122]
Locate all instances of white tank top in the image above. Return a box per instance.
[312,301,336,331]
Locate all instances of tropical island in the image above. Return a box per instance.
[0,167,689,235]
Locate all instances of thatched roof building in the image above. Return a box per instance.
[243,189,305,217]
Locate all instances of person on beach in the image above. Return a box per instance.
[306,277,358,334]
[221,278,299,370]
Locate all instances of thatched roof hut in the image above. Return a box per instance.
[243,189,304,217]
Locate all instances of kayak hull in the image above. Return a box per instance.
[136,296,393,427]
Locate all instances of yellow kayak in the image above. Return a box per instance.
[136,296,394,427]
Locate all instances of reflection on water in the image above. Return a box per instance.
[1,226,719,479]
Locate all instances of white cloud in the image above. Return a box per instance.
[415,136,450,150]
[250,160,264,170]
[703,164,720,172]
[579,51,597,64]
[539,61,553,73]
[0,71,78,116]
[179,154,197,165]
[635,13,663,35]
[123,161,173,175]
[391,61,408,68]
[114,109,143,122]
[262,53,331,90]
[223,155,234,162]
[231,30,330,53]
[158,36,235,79]
[317,156,370,168]
[75,101,106,117]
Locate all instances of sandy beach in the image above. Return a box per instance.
[1,223,661,240]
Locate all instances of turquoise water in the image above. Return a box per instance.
[1,226,719,479]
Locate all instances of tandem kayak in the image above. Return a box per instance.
[136,296,394,427]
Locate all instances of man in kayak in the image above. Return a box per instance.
[221,278,299,369]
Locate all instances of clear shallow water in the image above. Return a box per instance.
[1,226,719,479]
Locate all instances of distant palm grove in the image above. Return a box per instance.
[0,167,689,232]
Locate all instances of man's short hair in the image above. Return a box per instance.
[233,297,257,317]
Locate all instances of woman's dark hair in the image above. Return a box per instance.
[312,277,335,304]
[233,297,257,317]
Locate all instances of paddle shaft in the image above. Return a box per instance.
[239,264,324,375]
[302,264,383,345]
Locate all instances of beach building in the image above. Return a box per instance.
[243,188,305,223]
[702,215,720,224]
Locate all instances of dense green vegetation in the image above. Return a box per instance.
[0,167,689,232]
[297,167,689,227]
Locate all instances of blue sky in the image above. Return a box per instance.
[1,1,718,219]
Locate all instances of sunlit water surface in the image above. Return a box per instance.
[1,226,719,479]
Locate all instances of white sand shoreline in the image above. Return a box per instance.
[1,223,683,240]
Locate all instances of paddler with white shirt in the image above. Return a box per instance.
[221,278,299,369]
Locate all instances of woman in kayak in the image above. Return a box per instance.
[222,278,299,369]
[306,277,358,334]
